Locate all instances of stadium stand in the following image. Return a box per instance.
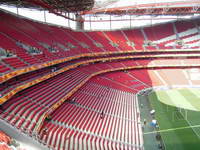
[0,143,11,150]
[1,4,200,150]
[38,81,143,150]
[0,131,11,150]
[0,9,200,72]
[0,62,11,74]
[2,57,28,69]
[0,131,11,144]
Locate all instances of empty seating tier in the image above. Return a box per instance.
[39,81,143,150]
[0,9,200,75]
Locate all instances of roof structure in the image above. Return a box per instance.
[82,0,200,15]
[0,0,200,22]
[0,0,94,21]
[0,0,94,12]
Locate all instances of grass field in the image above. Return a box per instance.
[148,88,200,150]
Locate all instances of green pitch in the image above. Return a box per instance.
[148,88,200,150]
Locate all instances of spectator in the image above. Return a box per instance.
[51,67,56,72]
[100,111,104,119]
[43,127,48,135]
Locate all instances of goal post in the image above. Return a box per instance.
[172,107,187,122]
[178,107,188,120]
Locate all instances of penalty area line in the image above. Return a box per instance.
[144,124,200,135]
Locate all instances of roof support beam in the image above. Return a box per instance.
[82,1,200,16]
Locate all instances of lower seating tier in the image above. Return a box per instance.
[38,81,143,150]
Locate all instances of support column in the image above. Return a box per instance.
[76,14,84,30]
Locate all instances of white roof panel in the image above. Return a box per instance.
[94,0,199,9]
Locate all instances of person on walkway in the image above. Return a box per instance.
[144,119,147,126]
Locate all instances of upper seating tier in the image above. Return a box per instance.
[0,10,200,76]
